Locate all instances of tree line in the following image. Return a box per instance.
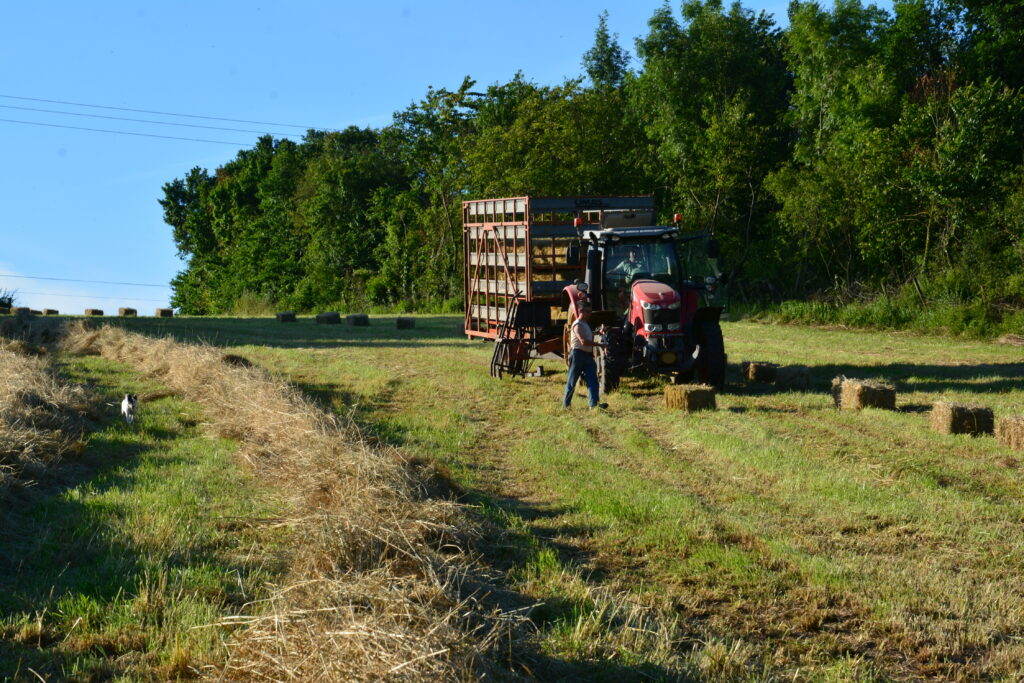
[161,0,1024,323]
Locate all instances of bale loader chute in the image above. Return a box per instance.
[463,196,727,389]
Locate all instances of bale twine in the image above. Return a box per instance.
[775,365,811,391]
[664,384,716,412]
[396,317,416,329]
[347,313,370,327]
[42,309,59,316]
[119,307,137,317]
[155,308,174,318]
[930,401,995,435]
[741,360,777,383]
[834,377,896,411]
[996,416,1024,450]
[315,311,341,325]
[275,311,297,323]
[84,309,104,316]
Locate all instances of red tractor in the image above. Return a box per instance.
[463,196,726,390]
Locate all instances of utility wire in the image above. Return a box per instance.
[0,103,301,137]
[16,291,167,302]
[0,93,326,130]
[1,274,171,288]
[0,117,247,145]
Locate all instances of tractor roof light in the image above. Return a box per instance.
[673,212,683,224]
[573,217,583,228]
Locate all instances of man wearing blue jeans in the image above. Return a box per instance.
[563,302,608,409]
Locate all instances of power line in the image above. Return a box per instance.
[0,117,246,145]
[15,291,167,303]
[0,274,171,288]
[0,93,324,130]
[0,103,301,137]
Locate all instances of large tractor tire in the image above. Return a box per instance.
[696,320,726,391]
[596,348,620,394]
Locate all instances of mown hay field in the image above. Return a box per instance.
[93,314,1024,681]
[4,314,1024,680]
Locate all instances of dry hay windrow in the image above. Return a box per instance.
[60,322,508,680]
[0,343,95,492]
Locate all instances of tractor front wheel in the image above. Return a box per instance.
[596,348,620,394]
[696,321,726,391]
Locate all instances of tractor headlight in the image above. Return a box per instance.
[644,323,663,332]
[641,300,661,311]
[666,322,682,331]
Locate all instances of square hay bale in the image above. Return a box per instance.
[996,416,1024,450]
[741,360,777,383]
[774,365,811,391]
[396,316,416,329]
[84,309,104,316]
[930,401,995,435]
[29,309,42,315]
[836,377,896,411]
[275,311,297,323]
[315,311,341,325]
[664,384,716,412]
[347,313,370,326]
[12,307,31,315]
[119,307,137,317]
[155,308,174,318]
[42,309,59,316]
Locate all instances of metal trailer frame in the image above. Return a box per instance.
[463,195,656,341]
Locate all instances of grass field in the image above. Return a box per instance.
[3,314,1024,680]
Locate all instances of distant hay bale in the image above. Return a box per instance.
[118,307,137,317]
[155,308,174,318]
[315,311,341,325]
[664,384,716,412]
[42,309,58,316]
[29,310,42,315]
[774,365,811,391]
[996,334,1024,347]
[396,317,416,329]
[84,309,104,316]
[996,416,1024,450]
[834,377,896,411]
[12,307,31,315]
[275,311,297,323]
[347,313,370,327]
[930,401,994,435]
[0,307,9,315]
[741,360,777,383]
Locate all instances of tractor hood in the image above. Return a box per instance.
[631,280,679,306]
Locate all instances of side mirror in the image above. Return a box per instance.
[565,242,580,266]
[706,238,721,259]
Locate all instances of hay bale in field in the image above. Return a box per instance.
[665,384,716,412]
[12,307,31,315]
[155,308,174,318]
[84,309,104,316]
[347,313,370,326]
[741,360,777,383]
[396,316,416,329]
[275,311,297,323]
[930,401,994,435]
[774,365,811,391]
[42,309,58,316]
[119,307,137,317]
[834,377,896,411]
[996,334,1024,347]
[315,311,341,325]
[29,309,42,315]
[996,416,1024,450]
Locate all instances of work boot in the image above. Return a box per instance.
[590,402,608,410]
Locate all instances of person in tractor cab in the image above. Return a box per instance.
[609,248,646,280]
[563,303,608,410]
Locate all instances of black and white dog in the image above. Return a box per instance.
[121,393,138,425]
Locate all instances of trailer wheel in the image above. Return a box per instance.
[696,321,726,391]
[596,350,620,394]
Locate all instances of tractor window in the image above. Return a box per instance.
[604,241,680,312]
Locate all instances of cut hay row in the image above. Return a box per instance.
[0,342,96,493]
[60,322,504,680]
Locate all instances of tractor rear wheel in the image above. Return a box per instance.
[696,321,726,391]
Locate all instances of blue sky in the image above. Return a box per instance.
[2,1,889,313]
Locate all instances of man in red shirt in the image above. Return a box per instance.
[563,302,608,409]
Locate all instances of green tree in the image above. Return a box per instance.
[583,10,631,89]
